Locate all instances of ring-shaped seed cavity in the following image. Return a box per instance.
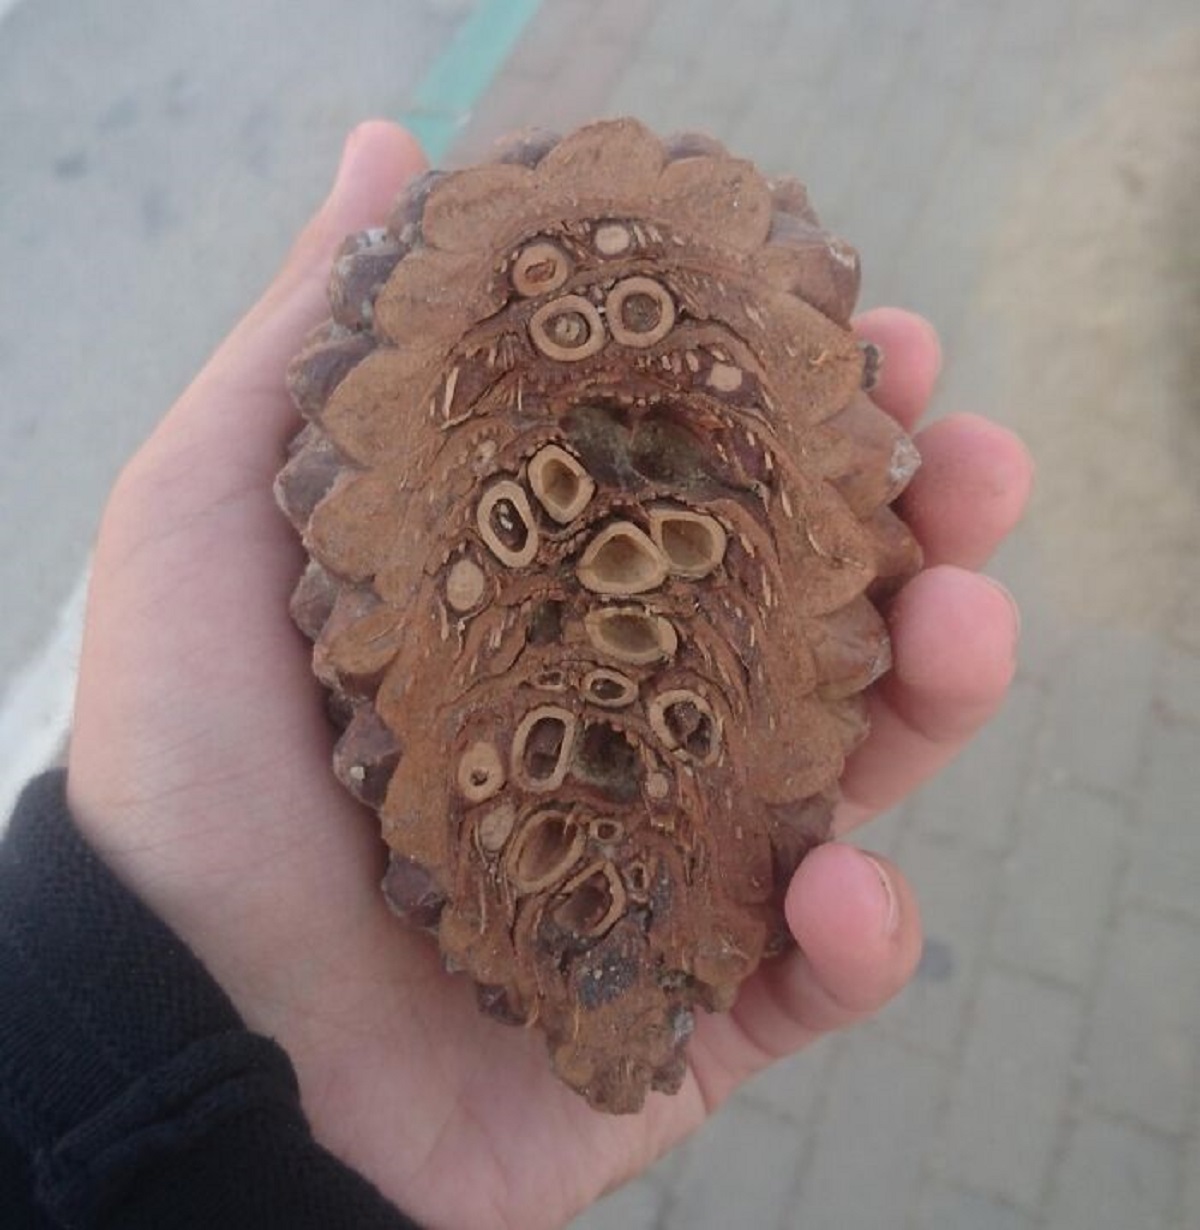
[589,817,624,844]
[506,808,585,893]
[649,689,721,765]
[605,276,676,348]
[582,667,638,708]
[529,295,606,362]
[593,221,632,256]
[584,606,678,665]
[552,861,626,936]
[457,740,506,802]
[476,801,517,855]
[512,240,572,297]
[648,507,728,579]
[512,704,577,791]
[577,521,670,595]
[527,444,595,523]
[476,480,539,568]
[445,556,486,611]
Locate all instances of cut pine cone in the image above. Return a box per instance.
[275,119,921,1113]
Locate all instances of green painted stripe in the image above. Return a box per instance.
[400,0,544,160]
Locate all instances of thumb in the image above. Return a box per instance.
[69,123,427,842]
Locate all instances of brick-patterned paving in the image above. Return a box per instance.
[448,2,1200,1226]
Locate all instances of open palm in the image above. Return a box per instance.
[66,123,1030,1230]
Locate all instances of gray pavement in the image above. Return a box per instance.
[3,1,1199,1228]
[0,0,469,692]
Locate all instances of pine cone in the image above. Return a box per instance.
[276,119,921,1113]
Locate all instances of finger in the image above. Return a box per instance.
[775,846,921,1031]
[690,846,921,1103]
[900,414,1034,569]
[132,121,426,480]
[853,307,942,430]
[835,565,1019,831]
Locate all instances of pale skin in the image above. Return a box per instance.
[66,123,1033,1230]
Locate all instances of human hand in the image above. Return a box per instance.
[66,122,1031,1230]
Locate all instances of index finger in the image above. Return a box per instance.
[834,565,1019,832]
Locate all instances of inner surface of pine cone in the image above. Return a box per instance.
[276,118,922,1114]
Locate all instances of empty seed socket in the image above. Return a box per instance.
[512,240,572,298]
[648,689,721,765]
[552,861,626,937]
[506,808,586,893]
[527,444,595,524]
[512,704,578,791]
[584,606,678,665]
[577,521,670,595]
[648,507,728,579]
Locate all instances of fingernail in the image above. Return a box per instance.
[917,313,944,380]
[330,127,363,197]
[862,854,900,936]
[982,575,1022,641]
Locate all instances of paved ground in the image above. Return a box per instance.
[0,0,471,719]
[3,1,1198,1228]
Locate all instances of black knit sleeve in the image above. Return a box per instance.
[0,771,422,1229]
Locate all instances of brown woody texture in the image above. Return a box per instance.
[276,119,921,1113]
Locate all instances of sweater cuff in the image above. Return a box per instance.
[0,771,416,1228]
